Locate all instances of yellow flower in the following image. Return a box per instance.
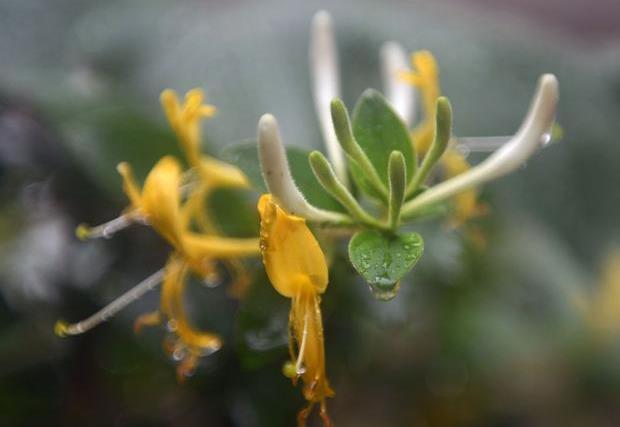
[116,157,260,270]
[399,50,439,152]
[257,194,334,427]
[117,156,184,248]
[400,51,485,226]
[160,87,248,192]
[58,91,261,381]
[161,88,253,295]
[573,248,620,342]
[160,88,216,168]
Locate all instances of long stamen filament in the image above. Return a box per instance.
[456,132,553,155]
[76,215,134,241]
[55,268,165,337]
[295,311,310,375]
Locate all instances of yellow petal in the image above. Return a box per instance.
[200,156,249,189]
[257,194,328,298]
[442,150,484,226]
[141,156,184,248]
[117,162,142,209]
[183,232,260,259]
[160,256,222,353]
[160,89,182,131]
[291,290,334,403]
[160,88,216,168]
[591,249,620,337]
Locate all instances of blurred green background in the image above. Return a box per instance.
[2,0,620,426]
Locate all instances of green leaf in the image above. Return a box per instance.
[352,89,415,187]
[61,105,182,196]
[222,141,345,212]
[348,230,424,300]
[208,187,259,237]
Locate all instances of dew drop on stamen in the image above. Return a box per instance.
[172,345,187,361]
[202,271,222,288]
[296,365,306,376]
[167,319,178,332]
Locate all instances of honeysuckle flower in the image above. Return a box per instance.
[161,88,253,295]
[160,88,216,168]
[257,194,334,427]
[257,113,351,225]
[400,50,440,152]
[400,50,486,226]
[57,92,260,380]
[401,73,559,218]
[117,156,259,269]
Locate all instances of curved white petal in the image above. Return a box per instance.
[402,74,559,215]
[309,10,348,186]
[381,41,415,126]
[258,114,348,223]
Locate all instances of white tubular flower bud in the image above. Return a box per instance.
[380,41,415,127]
[310,10,348,186]
[257,114,349,223]
[402,74,559,216]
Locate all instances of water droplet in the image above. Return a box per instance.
[202,271,222,288]
[296,365,306,376]
[172,346,186,361]
[405,253,417,262]
[166,319,178,332]
[368,280,400,301]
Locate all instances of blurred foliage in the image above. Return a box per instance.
[1,0,620,426]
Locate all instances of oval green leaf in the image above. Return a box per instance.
[352,89,415,187]
[348,230,424,301]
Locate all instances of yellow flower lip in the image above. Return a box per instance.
[257,193,334,424]
[258,194,328,298]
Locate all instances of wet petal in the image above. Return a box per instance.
[258,194,328,298]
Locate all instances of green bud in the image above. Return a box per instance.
[388,151,407,229]
[330,98,389,201]
[407,96,452,194]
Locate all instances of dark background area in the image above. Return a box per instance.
[1,0,620,426]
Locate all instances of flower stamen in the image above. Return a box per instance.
[75,214,135,241]
[55,268,164,337]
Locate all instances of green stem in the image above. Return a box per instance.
[309,151,388,230]
[407,96,452,195]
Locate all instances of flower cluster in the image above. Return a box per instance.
[56,9,560,426]
[56,89,260,380]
